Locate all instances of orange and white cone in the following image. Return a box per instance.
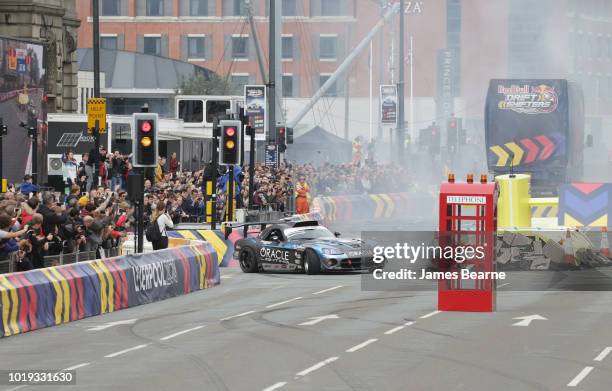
[600,227,610,258]
[563,229,576,266]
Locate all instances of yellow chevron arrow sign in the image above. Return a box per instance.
[490,145,509,166]
[505,142,524,166]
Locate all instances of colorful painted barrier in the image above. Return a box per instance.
[312,193,430,224]
[559,183,609,227]
[168,229,233,267]
[0,243,219,337]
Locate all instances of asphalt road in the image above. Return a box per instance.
[1,267,612,391]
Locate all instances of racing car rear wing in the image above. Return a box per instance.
[223,221,275,239]
[223,219,319,239]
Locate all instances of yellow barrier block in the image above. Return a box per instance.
[1,179,6,193]
[496,174,532,229]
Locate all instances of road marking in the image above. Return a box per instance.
[420,311,441,319]
[296,357,339,377]
[87,318,137,331]
[160,325,205,341]
[498,283,510,288]
[346,338,378,353]
[512,314,547,327]
[384,321,415,335]
[567,366,594,387]
[62,362,91,371]
[298,314,339,326]
[104,344,150,358]
[262,382,287,391]
[220,310,256,321]
[312,285,343,295]
[266,297,302,309]
[594,347,612,361]
[221,275,233,279]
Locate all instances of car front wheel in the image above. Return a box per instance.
[304,249,321,275]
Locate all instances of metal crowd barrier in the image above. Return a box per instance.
[0,247,122,273]
[43,251,99,268]
[0,253,17,274]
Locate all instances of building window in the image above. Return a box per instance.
[321,0,341,16]
[282,0,297,16]
[282,36,294,60]
[188,36,206,58]
[232,36,249,59]
[320,74,336,96]
[282,75,294,97]
[190,0,208,16]
[231,74,249,91]
[231,0,248,16]
[319,36,337,60]
[147,0,164,16]
[144,36,162,55]
[100,36,118,50]
[102,0,120,16]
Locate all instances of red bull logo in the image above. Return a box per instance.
[497,84,558,114]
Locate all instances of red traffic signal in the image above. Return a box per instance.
[220,120,242,165]
[133,113,158,167]
[140,121,152,133]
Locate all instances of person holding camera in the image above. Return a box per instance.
[148,201,173,250]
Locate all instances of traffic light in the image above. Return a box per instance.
[132,113,158,167]
[277,125,286,143]
[220,120,242,165]
[276,126,287,153]
[286,127,294,144]
[430,124,440,154]
[447,117,458,149]
[0,118,6,137]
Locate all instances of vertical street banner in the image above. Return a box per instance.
[244,85,266,141]
[380,85,398,124]
[436,49,454,124]
[265,144,278,168]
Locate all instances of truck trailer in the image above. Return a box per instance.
[484,79,584,196]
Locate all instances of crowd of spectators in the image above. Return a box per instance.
[0,187,132,272]
[0,146,411,271]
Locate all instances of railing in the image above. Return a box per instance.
[0,247,123,274]
[0,253,17,274]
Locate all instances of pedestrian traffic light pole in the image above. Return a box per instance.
[0,118,5,192]
[211,120,220,230]
[92,0,101,188]
[397,0,406,163]
[227,166,234,222]
[268,0,277,169]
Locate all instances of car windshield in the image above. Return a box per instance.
[285,227,335,241]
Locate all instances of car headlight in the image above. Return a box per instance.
[321,248,344,255]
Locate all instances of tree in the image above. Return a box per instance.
[177,72,239,95]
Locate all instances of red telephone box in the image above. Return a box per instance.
[438,175,498,312]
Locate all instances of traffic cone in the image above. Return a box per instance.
[600,227,610,258]
[563,229,576,266]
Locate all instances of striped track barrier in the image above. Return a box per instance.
[169,228,262,268]
[0,243,219,337]
[559,183,609,227]
[168,229,234,267]
[312,192,430,224]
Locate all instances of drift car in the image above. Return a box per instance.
[230,221,377,274]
